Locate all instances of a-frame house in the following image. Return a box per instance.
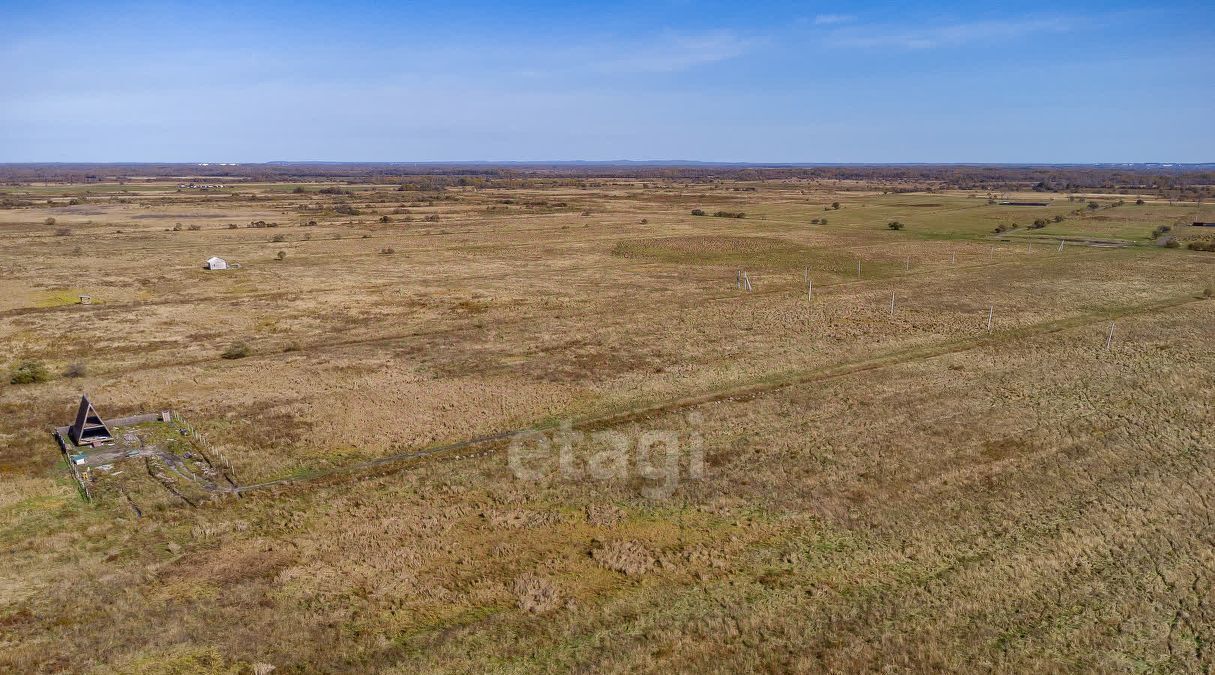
[68,394,113,446]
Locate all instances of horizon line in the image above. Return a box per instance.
[2,160,1212,167]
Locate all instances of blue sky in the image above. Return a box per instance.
[2,0,1213,162]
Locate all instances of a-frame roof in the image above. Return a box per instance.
[68,394,113,446]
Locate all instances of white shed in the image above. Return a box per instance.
[204,256,229,270]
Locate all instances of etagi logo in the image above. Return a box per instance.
[507,413,705,499]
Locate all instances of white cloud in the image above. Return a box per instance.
[813,14,855,26]
[593,30,753,73]
[825,17,1074,50]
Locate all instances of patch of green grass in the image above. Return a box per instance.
[33,289,89,308]
[611,235,898,277]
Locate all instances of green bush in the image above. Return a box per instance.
[10,361,50,384]
[690,209,706,216]
[713,211,745,218]
[887,221,905,230]
[222,342,251,360]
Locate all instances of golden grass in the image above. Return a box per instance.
[0,178,1212,672]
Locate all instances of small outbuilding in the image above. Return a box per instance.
[68,394,113,447]
[204,256,229,270]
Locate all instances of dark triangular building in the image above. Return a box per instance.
[68,394,112,446]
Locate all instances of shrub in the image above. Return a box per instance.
[221,342,250,359]
[333,204,360,216]
[1030,218,1048,228]
[283,342,301,352]
[423,214,440,222]
[172,223,183,231]
[1136,198,1145,205]
[640,218,648,224]
[713,210,745,218]
[54,227,72,236]
[811,218,820,224]
[44,217,56,226]
[1151,225,1172,239]
[832,202,841,210]
[1188,241,1215,252]
[187,224,201,231]
[379,215,391,223]
[271,234,286,242]
[63,362,87,378]
[820,218,828,225]
[228,223,239,229]
[1204,283,1213,298]
[690,209,706,216]
[380,247,395,254]
[275,250,287,261]
[9,361,50,384]
[1087,201,1100,210]
[887,221,905,230]
[1053,215,1064,223]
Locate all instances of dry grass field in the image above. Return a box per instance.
[1,170,1213,672]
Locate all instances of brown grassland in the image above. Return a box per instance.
[1,169,1213,672]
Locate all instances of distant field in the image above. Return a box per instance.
[0,176,1212,672]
